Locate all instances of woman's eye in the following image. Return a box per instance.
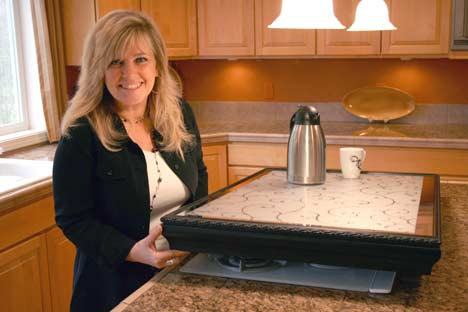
[135,56,148,63]
[109,59,121,67]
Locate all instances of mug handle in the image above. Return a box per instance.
[362,150,366,162]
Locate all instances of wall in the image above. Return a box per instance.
[172,59,468,104]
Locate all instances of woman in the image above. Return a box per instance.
[53,10,207,311]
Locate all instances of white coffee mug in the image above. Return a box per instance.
[340,147,366,179]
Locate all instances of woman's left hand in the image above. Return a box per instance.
[126,225,189,268]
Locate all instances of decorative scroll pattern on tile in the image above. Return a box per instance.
[188,171,423,234]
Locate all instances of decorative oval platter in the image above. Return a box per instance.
[342,86,415,123]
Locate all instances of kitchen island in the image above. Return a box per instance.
[113,183,468,312]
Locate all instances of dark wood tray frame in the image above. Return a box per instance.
[162,169,441,275]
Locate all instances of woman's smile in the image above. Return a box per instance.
[119,81,144,90]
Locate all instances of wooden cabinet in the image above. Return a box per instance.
[198,0,451,57]
[228,142,468,180]
[255,0,315,56]
[0,235,52,312]
[46,227,76,312]
[317,0,449,56]
[202,144,228,193]
[96,0,198,58]
[449,51,468,59]
[381,0,450,55]
[142,0,197,57]
[60,0,95,66]
[62,0,453,61]
[198,0,255,56]
[317,0,380,56]
[61,0,197,65]
[95,0,140,18]
[198,0,316,56]
[0,196,76,312]
[228,166,263,184]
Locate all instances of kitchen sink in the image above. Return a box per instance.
[0,158,53,196]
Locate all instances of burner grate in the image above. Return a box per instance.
[210,254,285,273]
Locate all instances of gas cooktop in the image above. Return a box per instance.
[179,253,396,294]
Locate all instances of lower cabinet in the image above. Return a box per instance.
[0,234,52,312]
[46,227,76,312]
[228,166,263,184]
[0,196,76,312]
[202,144,228,193]
[0,143,228,312]
[228,142,468,180]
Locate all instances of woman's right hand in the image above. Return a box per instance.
[126,225,189,269]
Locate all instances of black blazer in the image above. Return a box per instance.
[53,100,208,312]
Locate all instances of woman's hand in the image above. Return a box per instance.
[126,225,189,269]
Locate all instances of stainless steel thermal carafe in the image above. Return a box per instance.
[287,106,326,185]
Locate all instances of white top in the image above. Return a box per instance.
[142,150,190,231]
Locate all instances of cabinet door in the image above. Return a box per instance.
[0,235,51,312]
[228,166,263,184]
[381,0,450,55]
[142,0,197,57]
[95,0,140,19]
[60,0,95,66]
[198,0,255,56]
[46,227,76,312]
[202,144,228,193]
[317,0,380,56]
[255,0,315,56]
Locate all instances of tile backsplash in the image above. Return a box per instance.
[190,101,468,125]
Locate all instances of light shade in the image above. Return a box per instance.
[347,0,396,31]
[268,0,345,29]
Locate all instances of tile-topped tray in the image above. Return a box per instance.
[162,169,441,275]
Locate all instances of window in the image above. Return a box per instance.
[0,0,46,146]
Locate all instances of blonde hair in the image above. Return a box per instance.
[61,10,193,155]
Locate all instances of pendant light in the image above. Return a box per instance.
[347,0,396,31]
[268,0,345,29]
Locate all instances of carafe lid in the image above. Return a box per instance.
[291,106,320,125]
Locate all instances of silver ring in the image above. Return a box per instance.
[165,259,175,266]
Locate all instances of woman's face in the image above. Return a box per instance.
[105,38,158,112]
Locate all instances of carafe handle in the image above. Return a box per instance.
[289,113,295,132]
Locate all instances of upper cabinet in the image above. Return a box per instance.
[198,0,255,56]
[316,0,380,56]
[60,0,95,66]
[381,0,450,55]
[95,0,140,18]
[61,0,455,64]
[62,0,197,65]
[255,0,315,56]
[142,0,197,57]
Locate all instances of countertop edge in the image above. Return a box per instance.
[201,132,468,149]
[0,179,53,214]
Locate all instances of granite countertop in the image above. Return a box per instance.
[114,183,468,312]
[4,122,468,163]
[199,122,468,149]
[2,121,466,211]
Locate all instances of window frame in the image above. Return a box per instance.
[0,0,31,136]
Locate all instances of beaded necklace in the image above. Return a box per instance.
[119,116,145,125]
[149,147,162,210]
